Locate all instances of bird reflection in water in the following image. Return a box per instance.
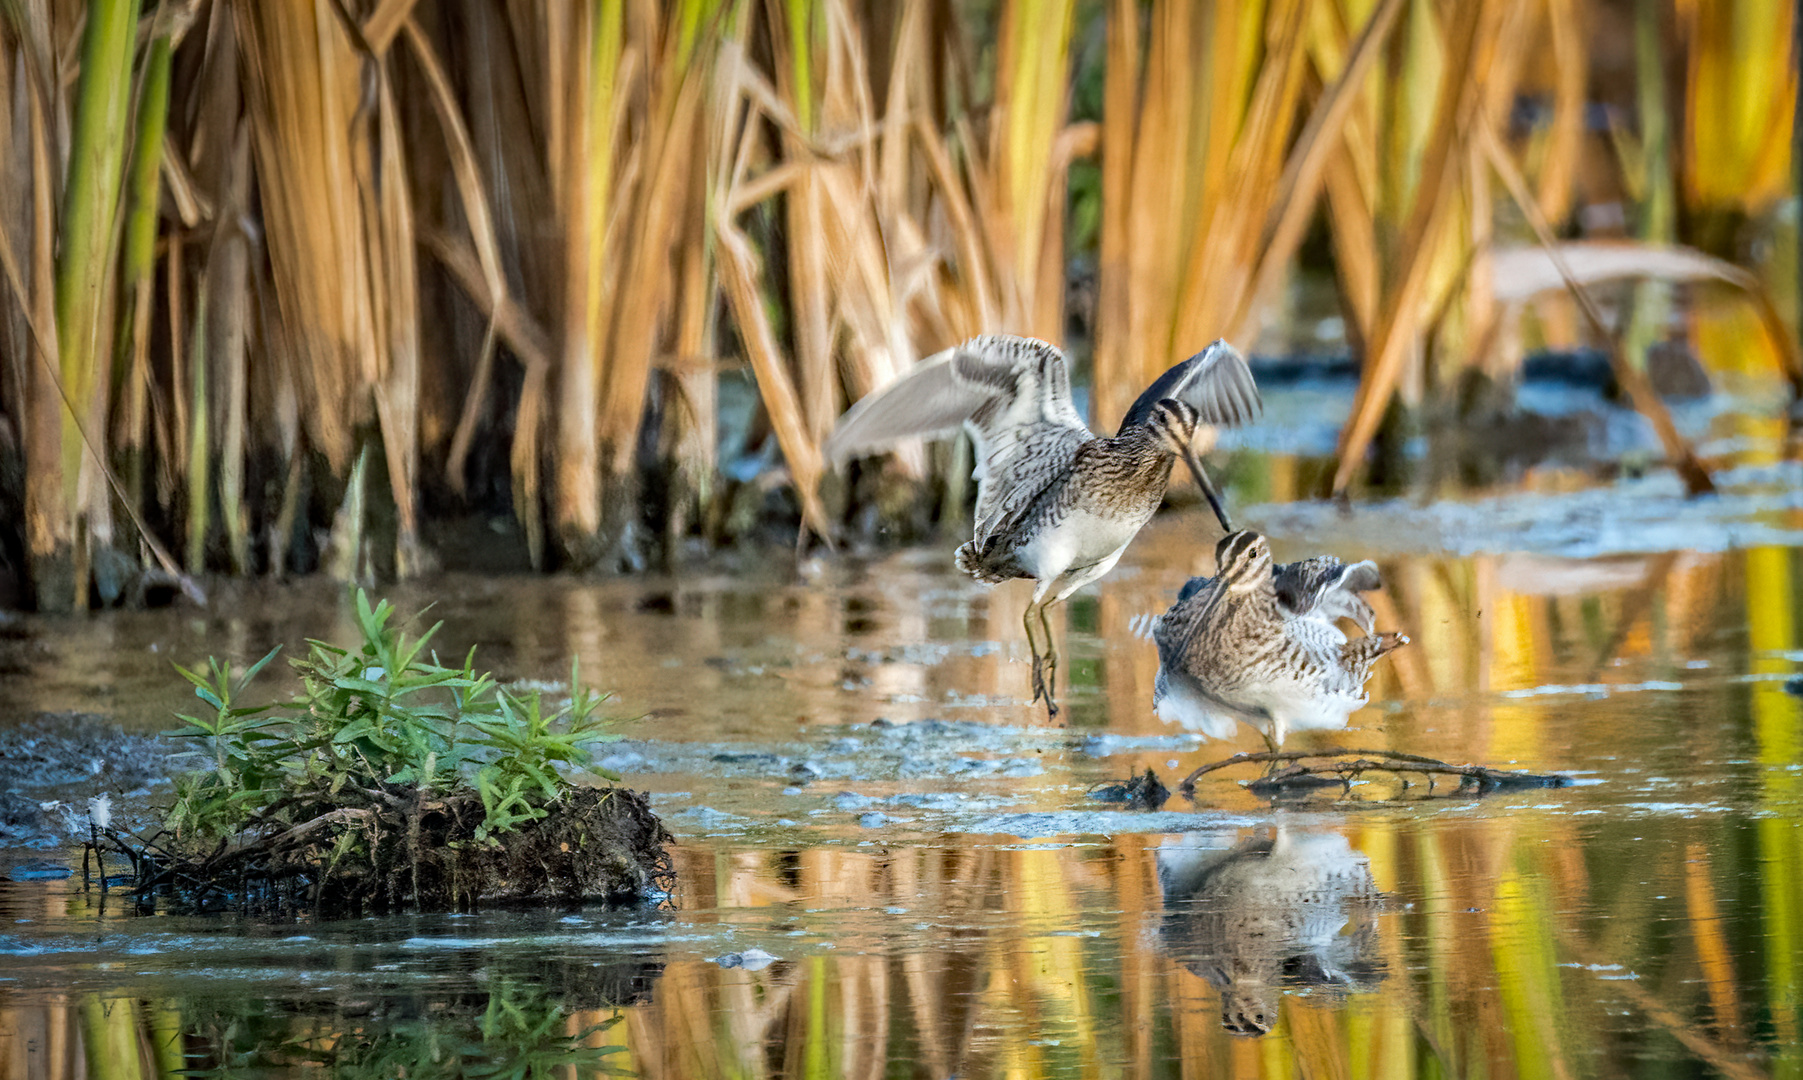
[1157,827,1385,1037]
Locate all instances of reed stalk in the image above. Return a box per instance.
[15,0,136,610]
[54,0,138,493]
[114,23,172,488]
[594,2,714,564]
[991,0,1077,337]
[184,288,207,575]
[206,127,251,574]
[1625,0,1676,373]
[0,0,1796,603]
[546,1,624,569]
[10,1,69,610]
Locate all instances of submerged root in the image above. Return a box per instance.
[1178,748,1569,799]
[114,785,674,917]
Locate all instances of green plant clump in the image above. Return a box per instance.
[133,590,672,915]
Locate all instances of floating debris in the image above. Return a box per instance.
[1088,768,1171,811]
[85,793,111,830]
[1180,749,1571,799]
[833,791,877,812]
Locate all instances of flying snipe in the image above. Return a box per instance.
[1150,530,1407,753]
[826,335,1262,716]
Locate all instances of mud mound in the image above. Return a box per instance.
[123,785,673,917]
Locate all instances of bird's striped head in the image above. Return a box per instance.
[1145,398,1200,458]
[1213,530,1271,592]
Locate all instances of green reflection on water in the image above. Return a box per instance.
[1490,857,1567,1080]
[1750,545,1802,1079]
[171,982,624,1079]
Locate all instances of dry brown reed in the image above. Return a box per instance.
[0,0,1794,605]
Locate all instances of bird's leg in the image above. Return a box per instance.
[1024,601,1048,707]
[1259,728,1282,776]
[1038,602,1060,718]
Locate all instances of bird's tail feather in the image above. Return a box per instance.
[1343,631,1408,669]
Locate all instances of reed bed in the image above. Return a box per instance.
[0,0,1795,607]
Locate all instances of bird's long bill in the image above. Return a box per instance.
[1180,443,1233,532]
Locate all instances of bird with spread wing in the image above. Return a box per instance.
[826,335,1262,716]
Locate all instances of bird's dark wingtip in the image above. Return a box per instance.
[1341,560,1383,593]
[1120,340,1264,433]
[1175,574,1213,604]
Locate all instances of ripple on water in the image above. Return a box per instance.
[1248,462,1803,559]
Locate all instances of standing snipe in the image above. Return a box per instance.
[826,335,1262,716]
[1151,530,1407,753]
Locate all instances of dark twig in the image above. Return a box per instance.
[196,807,377,873]
[1182,747,1452,787]
[1179,748,1568,797]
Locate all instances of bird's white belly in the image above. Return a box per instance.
[1154,669,1256,740]
[1246,682,1366,734]
[1021,507,1144,596]
[1155,665,1366,743]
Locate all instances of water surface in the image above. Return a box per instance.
[2,388,1800,1079]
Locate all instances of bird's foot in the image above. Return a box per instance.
[1030,655,1060,717]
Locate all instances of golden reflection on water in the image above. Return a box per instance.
[3,500,1803,1076]
[591,807,1779,1079]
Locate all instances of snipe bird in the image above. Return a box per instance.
[1158,828,1384,1037]
[825,335,1262,716]
[1150,530,1407,752]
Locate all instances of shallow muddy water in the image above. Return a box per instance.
[3,381,1802,1078]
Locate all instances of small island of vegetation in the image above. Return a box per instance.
[101,590,671,917]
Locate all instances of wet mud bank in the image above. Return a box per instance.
[123,784,674,918]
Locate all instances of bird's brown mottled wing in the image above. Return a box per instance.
[824,334,1093,551]
[1274,557,1381,634]
[950,338,1092,547]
